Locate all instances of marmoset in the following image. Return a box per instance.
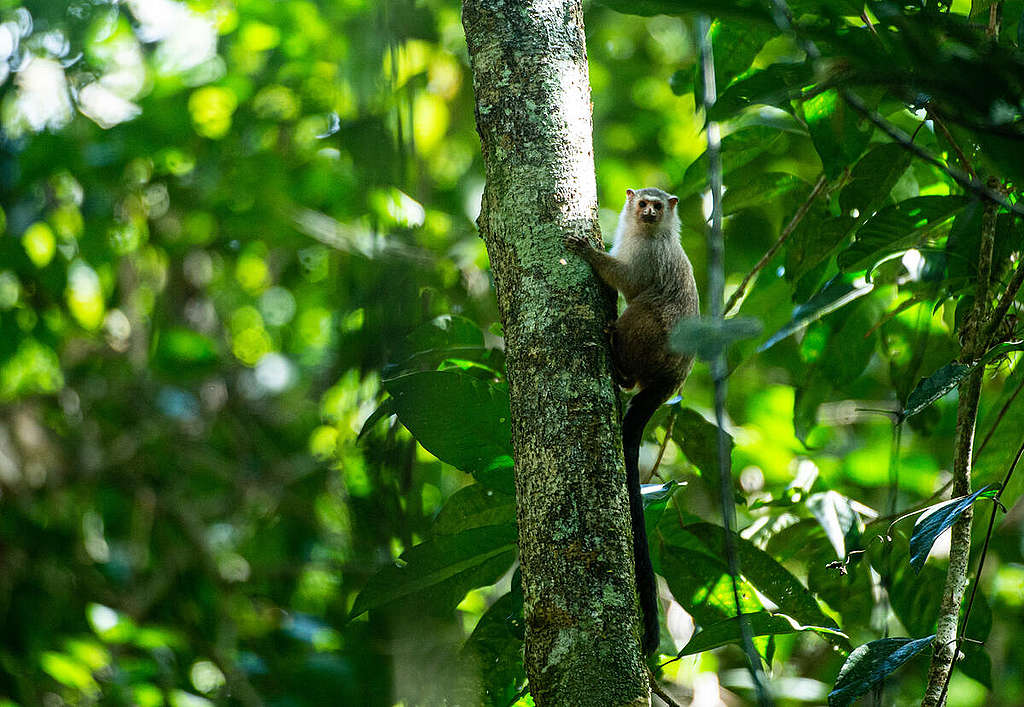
[566,187,699,655]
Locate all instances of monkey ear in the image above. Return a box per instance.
[668,196,678,209]
[626,189,636,199]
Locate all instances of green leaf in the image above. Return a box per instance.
[458,590,525,706]
[909,484,999,573]
[804,89,872,180]
[806,491,860,558]
[349,524,518,619]
[828,636,935,707]
[595,0,774,21]
[758,272,874,352]
[678,611,847,657]
[839,143,912,217]
[357,398,396,441]
[433,483,517,535]
[903,362,972,418]
[384,370,512,476]
[662,522,845,645]
[669,406,734,476]
[390,314,497,374]
[658,545,763,627]
[722,173,805,215]
[837,196,969,272]
[711,62,815,119]
[785,212,855,284]
[903,342,1024,418]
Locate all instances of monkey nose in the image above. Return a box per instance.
[641,211,657,223]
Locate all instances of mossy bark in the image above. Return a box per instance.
[463,1,650,704]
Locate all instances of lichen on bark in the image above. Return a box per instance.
[463,1,650,704]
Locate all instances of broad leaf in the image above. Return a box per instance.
[839,143,912,217]
[662,522,845,645]
[711,62,815,119]
[669,406,734,477]
[458,590,525,707]
[804,89,873,180]
[759,272,874,352]
[384,370,513,476]
[909,484,999,573]
[838,196,969,272]
[806,491,860,559]
[678,611,847,657]
[903,342,1024,418]
[433,483,517,535]
[350,524,517,619]
[828,636,935,707]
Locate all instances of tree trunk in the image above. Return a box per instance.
[462,2,650,704]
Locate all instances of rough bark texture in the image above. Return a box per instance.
[463,2,650,705]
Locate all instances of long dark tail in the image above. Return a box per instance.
[622,380,675,656]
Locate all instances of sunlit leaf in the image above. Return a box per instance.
[678,611,847,657]
[349,524,518,619]
[384,370,513,477]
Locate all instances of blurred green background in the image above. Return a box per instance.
[2,0,1024,705]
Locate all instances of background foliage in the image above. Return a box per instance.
[2,0,1024,705]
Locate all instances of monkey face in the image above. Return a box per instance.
[625,188,679,229]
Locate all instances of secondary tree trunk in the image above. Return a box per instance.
[462,2,650,704]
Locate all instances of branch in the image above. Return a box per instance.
[723,173,828,317]
[697,15,774,706]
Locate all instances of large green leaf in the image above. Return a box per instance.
[349,524,518,619]
[661,522,845,645]
[384,370,513,476]
[838,143,912,217]
[678,611,846,657]
[837,196,969,272]
[804,89,872,180]
[433,483,517,535]
[759,271,874,352]
[828,636,935,707]
[669,406,734,477]
[903,342,1024,418]
[457,590,525,707]
[711,62,815,119]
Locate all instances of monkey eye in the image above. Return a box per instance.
[654,202,663,210]
[638,200,647,208]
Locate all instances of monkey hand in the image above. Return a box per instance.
[564,233,593,254]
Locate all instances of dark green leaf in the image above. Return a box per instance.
[457,591,525,706]
[804,89,872,180]
[839,143,912,217]
[806,491,860,558]
[722,173,805,215]
[670,407,734,476]
[433,483,517,535]
[909,484,999,572]
[903,342,1024,418]
[384,370,512,476]
[349,524,518,619]
[828,636,935,707]
[758,272,874,352]
[711,62,815,120]
[678,611,847,657]
[838,196,969,272]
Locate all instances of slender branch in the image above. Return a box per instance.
[723,173,828,317]
[937,438,1024,705]
[920,188,999,707]
[697,15,773,706]
[982,259,1024,349]
[838,90,1024,216]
